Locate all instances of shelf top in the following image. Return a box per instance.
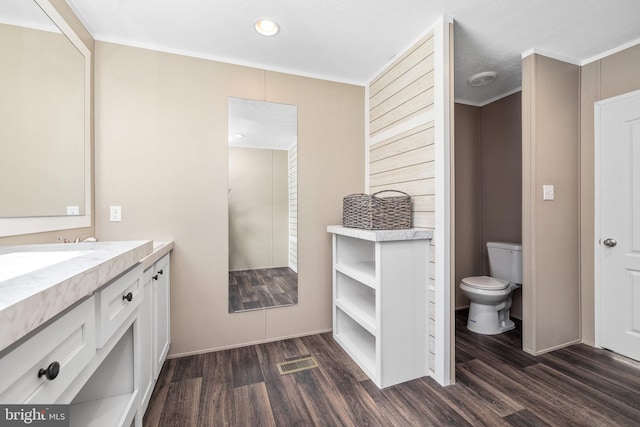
[327,225,433,242]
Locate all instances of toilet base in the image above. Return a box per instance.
[466,300,515,335]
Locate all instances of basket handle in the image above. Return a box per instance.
[372,190,410,198]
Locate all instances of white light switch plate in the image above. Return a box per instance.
[67,206,80,215]
[543,185,554,201]
[110,206,122,222]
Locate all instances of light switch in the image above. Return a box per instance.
[543,185,554,201]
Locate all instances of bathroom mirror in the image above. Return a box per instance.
[228,97,298,312]
[0,0,91,236]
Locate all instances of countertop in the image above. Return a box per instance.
[141,241,174,271]
[0,240,174,353]
[327,225,433,241]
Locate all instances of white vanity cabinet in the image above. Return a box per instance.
[138,268,154,416]
[327,226,432,388]
[65,263,143,427]
[0,297,96,404]
[0,240,173,427]
[139,252,171,417]
[152,253,170,380]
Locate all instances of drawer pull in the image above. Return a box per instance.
[158,269,164,275]
[38,361,60,380]
[123,292,133,302]
[152,275,159,281]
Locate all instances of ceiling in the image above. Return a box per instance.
[58,0,640,105]
[0,0,59,32]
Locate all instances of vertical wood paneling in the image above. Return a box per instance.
[289,145,298,272]
[368,31,436,375]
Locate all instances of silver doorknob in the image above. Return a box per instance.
[603,238,617,247]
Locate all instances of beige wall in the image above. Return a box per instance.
[228,147,288,271]
[522,54,580,354]
[480,93,522,257]
[95,41,364,356]
[454,93,522,313]
[453,103,481,308]
[580,44,640,345]
[0,0,94,245]
[480,93,523,318]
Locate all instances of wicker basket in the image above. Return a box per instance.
[343,190,412,230]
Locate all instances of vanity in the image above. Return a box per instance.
[0,240,173,427]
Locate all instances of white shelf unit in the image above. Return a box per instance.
[328,225,432,388]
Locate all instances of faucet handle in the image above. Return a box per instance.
[73,236,98,243]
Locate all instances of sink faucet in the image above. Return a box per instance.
[73,236,98,243]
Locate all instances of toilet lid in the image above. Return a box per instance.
[461,276,509,290]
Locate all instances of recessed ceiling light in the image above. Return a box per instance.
[255,19,280,36]
[468,71,497,87]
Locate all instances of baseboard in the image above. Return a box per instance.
[166,328,334,359]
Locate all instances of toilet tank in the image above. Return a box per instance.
[487,242,523,284]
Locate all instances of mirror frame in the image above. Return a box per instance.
[0,0,91,236]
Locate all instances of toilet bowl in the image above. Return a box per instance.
[460,276,520,334]
[460,242,522,335]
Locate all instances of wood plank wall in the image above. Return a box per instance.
[368,31,436,373]
[289,145,298,272]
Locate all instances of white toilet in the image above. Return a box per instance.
[459,242,522,335]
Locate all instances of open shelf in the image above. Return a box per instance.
[335,271,375,334]
[335,308,375,377]
[70,327,137,427]
[70,393,135,427]
[329,226,430,389]
[335,261,376,288]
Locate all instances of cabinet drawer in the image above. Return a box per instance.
[95,264,143,348]
[0,297,96,404]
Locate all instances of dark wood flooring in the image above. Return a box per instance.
[144,311,640,426]
[228,267,298,312]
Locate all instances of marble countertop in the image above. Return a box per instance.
[0,240,155,353]
[141,241,174,270]
[327,225,433,242]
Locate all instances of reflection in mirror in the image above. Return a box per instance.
[228,98,298,312]
[0,0,90,236]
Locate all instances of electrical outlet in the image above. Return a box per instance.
[110,206,122,222]
[67,206,80,216]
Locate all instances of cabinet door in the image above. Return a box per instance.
[152,254,170,380]
[139,268,154,415]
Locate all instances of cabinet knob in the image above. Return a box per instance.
[158,269,164,275]
[123,292,133,302]
[152,275,159,281]
[38,361,60,380]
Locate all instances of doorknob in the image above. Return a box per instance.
[603,238,617,247]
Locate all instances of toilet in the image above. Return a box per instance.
[459,242,522,335]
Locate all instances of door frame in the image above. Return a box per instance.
[593,88,640,348]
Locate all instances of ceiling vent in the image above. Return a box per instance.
[468,71,497,87]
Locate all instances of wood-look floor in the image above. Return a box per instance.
[228,267,298,312]
[144,311,640,426]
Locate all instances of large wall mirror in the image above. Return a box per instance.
[0,0,91,236]
[228,97,298,312]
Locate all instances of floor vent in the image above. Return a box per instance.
[277,356,319,375]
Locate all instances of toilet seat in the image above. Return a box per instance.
[461,276,509,291]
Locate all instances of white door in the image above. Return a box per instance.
[596,89,640,362]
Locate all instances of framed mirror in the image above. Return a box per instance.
[0,0,91,236]
[228,97,298,312]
